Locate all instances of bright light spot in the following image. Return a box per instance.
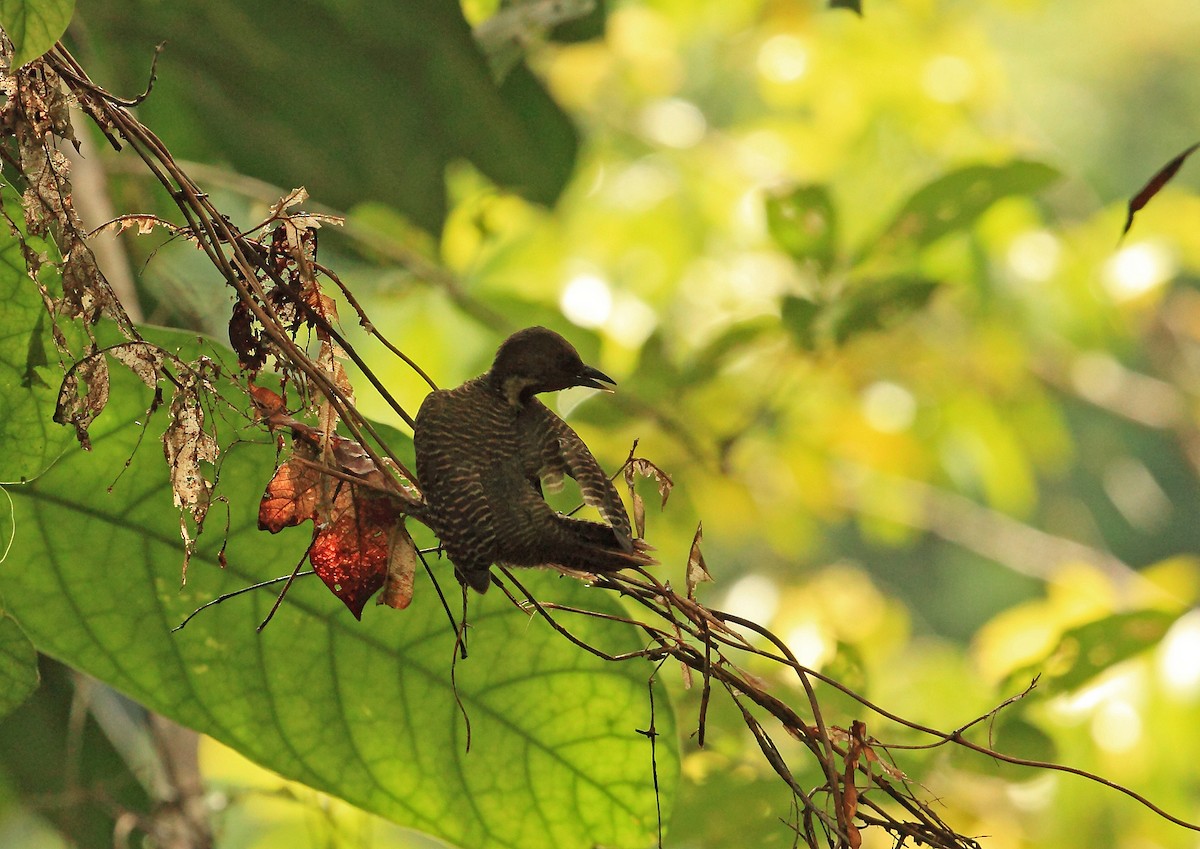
[1053,670,1135,718]
[1091,699,1142,753]
[860,381,917,433]
[1102,242,1176,301]
[639,98,707,149]
[1007,230,1061,283]
[785,620,834,669]
[757,34,809,83]
[722,574,780,627]
[1005,775,1056,811]
[560,274,613,329]
[1102,456,1171,531]
[608,157,679,210]
[607,293,658,347]
[921,55,975,104]
[735,130,790,181]
[1159,611,1200,697]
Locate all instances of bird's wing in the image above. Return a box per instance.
[413,388,499,590]
[523,401,634,551]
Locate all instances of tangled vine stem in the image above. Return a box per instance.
[9,39,1200,849]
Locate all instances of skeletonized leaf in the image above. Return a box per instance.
[685,522,711,599]
[162,372,218,582]
[53,350,109,450]
[109,341,164,389]
[1123,142,1200,236]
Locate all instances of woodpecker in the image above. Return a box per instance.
[414,326,652,593]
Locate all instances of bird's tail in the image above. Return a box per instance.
[548,515,658,572]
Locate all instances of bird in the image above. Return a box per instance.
[413,326,653,593]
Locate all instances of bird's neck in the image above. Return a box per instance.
[484,371,537,408]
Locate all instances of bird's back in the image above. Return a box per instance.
[414,378,644,592]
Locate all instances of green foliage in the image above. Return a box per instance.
[0,0,73,66]
[864,160,1061,260]
[0,222,74,484]
[0,613,37,720]
[765,184,837,273]
[0,327,675,849]
[77,0,577,232]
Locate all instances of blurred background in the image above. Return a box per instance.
[6,0,1200,846]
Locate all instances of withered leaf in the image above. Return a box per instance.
[685,521,712,599]
[258,458,323,533]
[310,495,400,619]
[54,352,110,450]
[378,519,419,610]
[623,455,673,540]
[110,341,165,389]
[1124,141,1200,236]
[163,374,219,583]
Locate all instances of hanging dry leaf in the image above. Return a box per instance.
[53,351,110,450]
[686,521,712,599]
[162,373,219,583]
[309,494,399,619]
[1124,142,1200,236]
[378,520,419,610]
[110,341,165,389]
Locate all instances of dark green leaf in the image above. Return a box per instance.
[828,0,862,15]
[766,185,838,272]
[0,613,38,719]
[0,659,154,845]
[780,295,823,351]
[79,0,577,233]
[1,326,676,849]
[826,276,941,345]
[868,161,1059,258]
[1006,610,1179,698]
[0,206,76,484]
[952,714,1056,780]
[0,0,75,66]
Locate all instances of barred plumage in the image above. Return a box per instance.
[414,327,652,593]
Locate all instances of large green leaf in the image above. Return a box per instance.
[0,0,75,66]
[866,160,1059,259]
[0,613,37,720]
[0,327,677,849]
[77,0,578,233]
[0,658,154,845]
[0,217,75,484]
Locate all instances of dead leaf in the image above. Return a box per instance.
[1124,141,1200,236]
[685,522,712,599]
[110,341,165,389]
[53,351,110,450]
[310,495,399,619]
[162,373,219,583]
[378,520,418,610]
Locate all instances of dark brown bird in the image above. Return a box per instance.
[414,326,652,593]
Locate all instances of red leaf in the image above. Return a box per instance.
[1124,141,1200,236]
[310,496,400,619]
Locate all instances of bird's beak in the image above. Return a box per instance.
[575,364,617,392]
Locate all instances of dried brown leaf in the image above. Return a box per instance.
[162,375,219,583]
[686,521,712,599]
[53,352,110,450]
[110,341,164,389]
[1125,142,1200,236]
[378,520,418,610]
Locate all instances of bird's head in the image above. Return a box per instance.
[488,326,615,405]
